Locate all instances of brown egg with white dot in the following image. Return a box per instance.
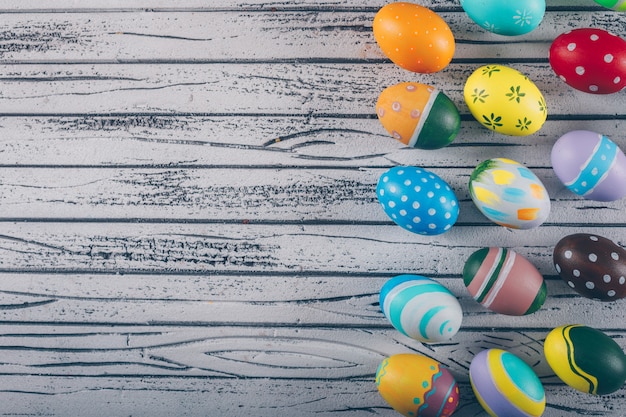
[554,233,626,301]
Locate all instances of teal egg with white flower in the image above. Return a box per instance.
[460,0,546,36]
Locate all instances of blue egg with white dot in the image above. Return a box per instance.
[380,275,463,343]
[376,166,459,235]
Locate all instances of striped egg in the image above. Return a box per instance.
[469,158,550,229]
[376,82,461,149]
[551,130,626,201]
[470,349,546,417]
[463,247,547,315]
[376,353,460,417]
[544,324,626,395]
[379,275,462,343]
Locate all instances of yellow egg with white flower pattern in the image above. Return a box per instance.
[464,65,547,136]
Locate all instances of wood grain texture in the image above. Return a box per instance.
[0,2,623,416]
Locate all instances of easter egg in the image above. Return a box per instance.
[379,275,463,343]
[593,0,626,12]
[549,28,626,94]
[377,166,459,235]
[376,82,461,150]
[463,247,547,315]
[469,158,550,229]
[553,233,626,301]
[460,0,546,36]
[551,130,626,201]
[464,65,547,136]
[373,2,455,73]
[544,324,626,395]
[376,353,460,417]
[470,349,546,417]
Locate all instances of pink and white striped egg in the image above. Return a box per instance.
[549,28,626,94]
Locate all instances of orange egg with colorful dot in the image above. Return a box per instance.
[373,2,455,73]
[375,353,460,417]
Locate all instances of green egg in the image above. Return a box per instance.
[544,324,626,395]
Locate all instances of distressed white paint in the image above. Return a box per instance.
[0,2,623,416]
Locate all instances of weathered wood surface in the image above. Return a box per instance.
[0,1,623,416]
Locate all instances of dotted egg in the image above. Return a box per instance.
[550,28,626,94]
[373,2,455,73]
[553,233,626,301]
[379,275,463,343]
[377,166,459,235]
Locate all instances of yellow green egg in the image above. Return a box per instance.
[464,65,547,136]
[544,324,626,395]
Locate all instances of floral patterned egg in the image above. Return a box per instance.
[376,82,461,149]
[469,158,550,229]
[379,275,463,343]
[464,65,547,136]
[377,166,459,235]
[551,130,626,201]
[460,0,546,36]
[376,353,460,417]
[593,0,626,11]
[544,324,626,395]
[549,28,626,94]
[373,2,455,73]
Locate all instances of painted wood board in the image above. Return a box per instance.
[0,1,622,416]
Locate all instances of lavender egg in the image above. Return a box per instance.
[551,130,626,201]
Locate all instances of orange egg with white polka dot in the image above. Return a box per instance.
[373,2,455,73]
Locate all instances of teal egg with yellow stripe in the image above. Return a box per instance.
[544,324,626,395]
[380,275,463,343]
[469,349,546,417]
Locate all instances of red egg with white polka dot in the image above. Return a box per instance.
[549,28,626,94]
[553,233,626,301]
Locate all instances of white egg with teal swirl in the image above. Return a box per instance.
[380,275,463,343]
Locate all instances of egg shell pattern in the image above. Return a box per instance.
[377,166,459,235]
[376,82,461,150]
[379,275,463,343]
[469,349,546,417]
[460,0,546,36]
[376,353,460,417]
[551,130,626,201]
[373,2,455,73]
[593,0,626,13]
[553,233,626,301]
[544,324,626,395]
[469,158,550,229]
[549,28,626,94]
[463,247,547,315]
[464,65,547,136]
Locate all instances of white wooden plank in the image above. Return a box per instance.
[0,223,623,276]
[0,0,604,11]
[0,326,620,416]
[0,117,623,168]
[0,274,623,328]
[0,375,620,417]
[0,63,623,116]
[0,11,622,62]
[0,166,624,223]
